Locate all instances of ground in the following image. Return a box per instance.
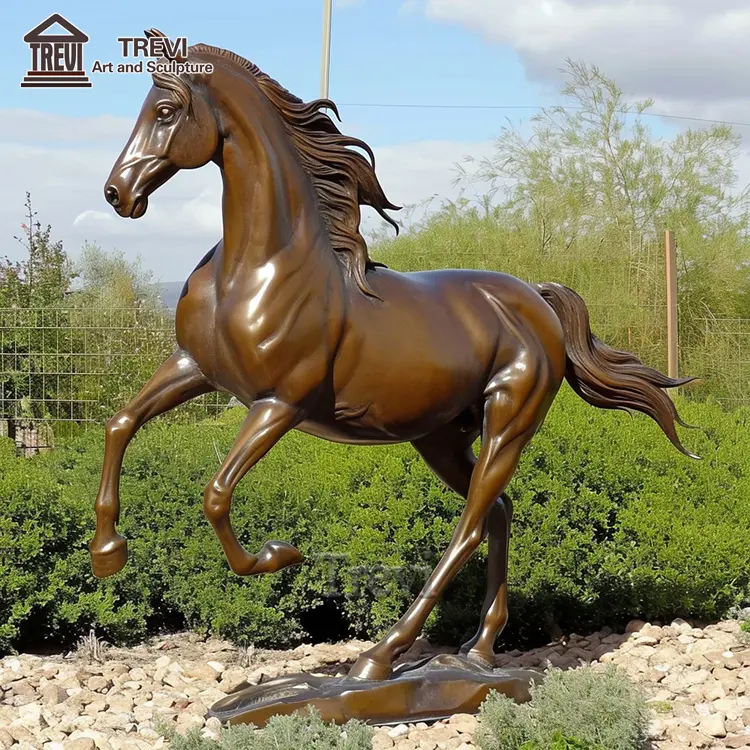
[1,618,749,750]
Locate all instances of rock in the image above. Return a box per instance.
[94,712,136,731]
[701,679,726,701]
[626,619,647,633]
[725,736,750,749]
[448,713,477,734]
[183,663,220,682]
[162,673,185,689]
[698,713,727,738]
[84,700,109,716]
[628,645,656,659]
[684,669,711,686]
[40,684,69,705]
[218,668,247,693]
[671,618,693,634]
[154,656,171,670]
[388,724,409,738]
[0,729,13,750]
[648,719,666,739]
[87,676,112,692]
[669,727,710,747]
[9,678,37,697]
[372,733,395,750]
[713,697,742,720]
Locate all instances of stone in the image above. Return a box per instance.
[725,736,750,749]
[684,669,711,686]
[626,619,647,633]
[672,618,693,634]
[0,730,13,750]
[372,734,395,750]
[183,663,220,682]
[702,679,726,701]
[713,697,742,720]
[218,668,247,693]
[87,676,112,693]
[10,679,37,697]
[669,727,710,747]
[40,684,69,705]
[698,713,727,738]
[448,714,477,735]
[388,724,409,738]
[163,673,185,689]
[84,700,109,716]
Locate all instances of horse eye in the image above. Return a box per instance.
[157,106,175,121]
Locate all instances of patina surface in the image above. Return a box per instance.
[93,30,695,723]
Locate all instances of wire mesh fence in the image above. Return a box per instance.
[0,303,748,456]
[0,307,231,455]
[681,317,750,409]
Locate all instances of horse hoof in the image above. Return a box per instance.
[458,647,495,669]
[347,655,393,681]
[89,534,128,578]
[251,540,304,575]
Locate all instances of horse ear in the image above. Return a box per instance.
[143,28,187,62]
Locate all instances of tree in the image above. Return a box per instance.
[72,243,160,309]
[464,59,750,248]
[0,192,74,308]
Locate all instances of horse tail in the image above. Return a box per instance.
[536,282,699,458]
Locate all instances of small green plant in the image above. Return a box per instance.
[476,666,651,750]
[167,710,372,750]
[728,606,750,645]
[521,734,603,750]
[649,701,671,714]
[236,643,256,669]
[75,627,110,663]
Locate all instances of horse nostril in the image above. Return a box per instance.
[104,185,120,206]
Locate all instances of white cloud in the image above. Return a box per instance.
[0,109,491,284]
[422,0,750,125]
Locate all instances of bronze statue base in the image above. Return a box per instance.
[207,653,541,728]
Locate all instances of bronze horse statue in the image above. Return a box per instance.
[93,32,695,683]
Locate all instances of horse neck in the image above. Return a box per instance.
[209,67,326,282]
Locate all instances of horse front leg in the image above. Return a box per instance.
[203,398,305,576]
[89,350,213,578]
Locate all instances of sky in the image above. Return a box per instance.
[2,0,750,283]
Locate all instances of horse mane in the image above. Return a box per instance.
[172,42,401,296]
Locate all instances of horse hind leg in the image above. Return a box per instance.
[413,426,513,667]
[458,496,512,665]
[348,347,556,681]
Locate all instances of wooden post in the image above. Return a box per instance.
[665,230,678,379]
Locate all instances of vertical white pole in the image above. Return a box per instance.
[321,0,333,99]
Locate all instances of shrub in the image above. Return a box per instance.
[2,386,749,654]
[476,666,651,750]
[164,710,372,750]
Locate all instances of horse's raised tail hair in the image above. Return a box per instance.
[536,282,700,458]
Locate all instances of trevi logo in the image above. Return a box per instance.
[21,13,92,88]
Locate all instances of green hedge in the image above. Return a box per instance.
[2,387,749,655]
